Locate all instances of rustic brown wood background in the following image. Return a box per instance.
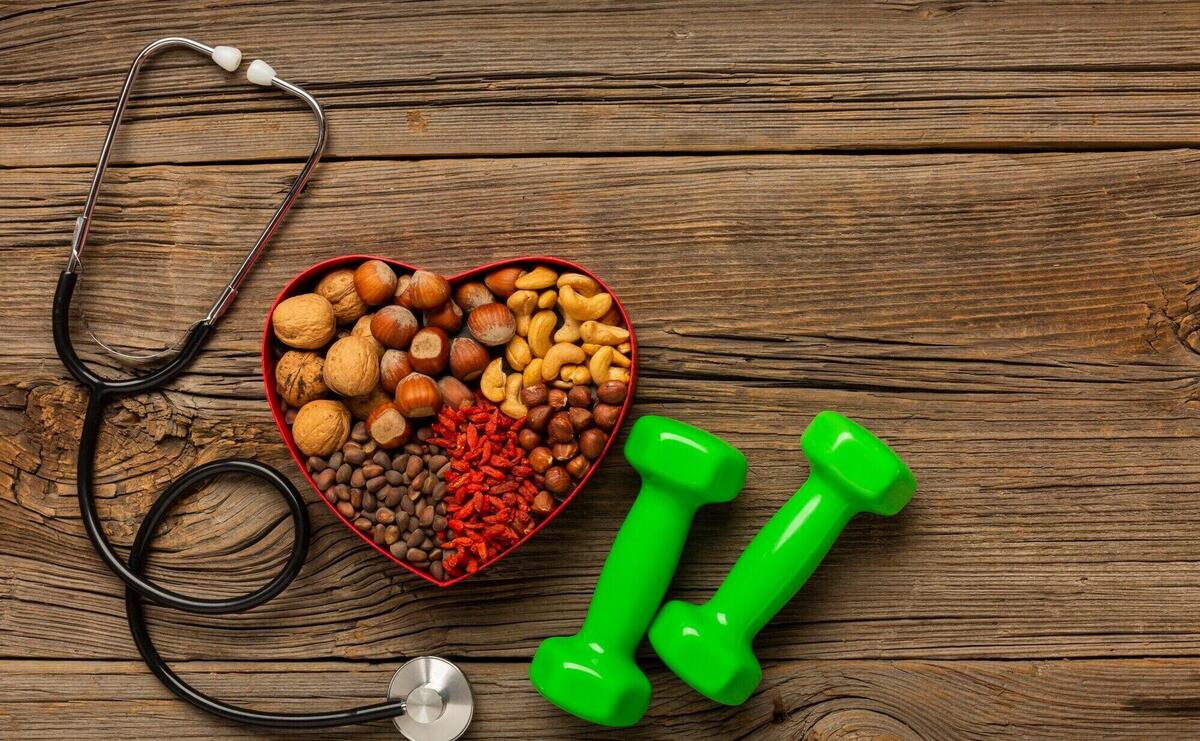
[4,1,1200,738]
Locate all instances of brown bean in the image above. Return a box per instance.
[362,464,385,479]
[353,517,372,532]
[422,474,436,495]
[407,530,425,547]
[373,523,386,545]
[596,380,627,404]
[579,428,607,459]
[526,405,552,432]
[427,455,448,471]
[430,562,445,581]
[394,511,411,530]
[403,442,424,455]
[532,490,555,516]
[400,496,416,515]
[432,515,448,531]
[567,385,592,408]
[407,548,428,563]
[328,451,344,469]
[343,447,364,465]
[568,407,593,431]
[518,429,541,450]
[336,463,352,484]
[416,426,433,441]
[431,482,448,502]
[552,441,578,461]
[381,486,403,508]
[361,492,377,512]
[350,469,365,488]
[351,422,370,443]
[405,456,424,478]
[332,484,350,502]
[362,440,379,455]
[336,501,355,518]
[306,456,327,472]
[435,502,447,515]
[373,450,392,468]
[593,403,620,431]
[418,505,435,527]
[384,525,401,545]
[386,470,404,486]
[313,469,335,491]
[390,542,408,559]
[366,476,387,493]
[377,507,396,525]
[566,454,590,478]
[349,489,363,508]
[391,453,409,471]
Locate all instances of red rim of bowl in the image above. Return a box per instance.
[262,255,637,586]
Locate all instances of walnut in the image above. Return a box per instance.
[350,313,383,359]
[291,399,351,457]
[346,386,391,420]
[275,351,328,407]
[272,293,336,349]
[315,269,367,325]
[322,336,379,397]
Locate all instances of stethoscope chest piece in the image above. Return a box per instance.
[389,657,474,741]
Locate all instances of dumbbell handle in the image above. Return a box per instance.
[580,482,698,656]
[708,473,853,639]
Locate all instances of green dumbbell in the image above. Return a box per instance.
[529,415,747,727]
[648,411,916,706]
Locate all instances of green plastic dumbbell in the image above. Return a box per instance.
[648,411,916,706]
[529,415,747,727]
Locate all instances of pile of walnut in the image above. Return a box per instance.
[271,260,631,569]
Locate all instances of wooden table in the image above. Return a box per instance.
[4,2,1200,738]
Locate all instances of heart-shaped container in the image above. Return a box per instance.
[262,255,636,586]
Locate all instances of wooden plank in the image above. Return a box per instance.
[3,151,1200,662]
[5,658,1200,739]
[6,1,1200,165]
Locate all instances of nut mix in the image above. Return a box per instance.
[271,259,631,580]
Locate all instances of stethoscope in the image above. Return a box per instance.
[51,37,474,741]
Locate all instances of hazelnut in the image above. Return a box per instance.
[579,428,608,459]
[323,336,380,397]
[315,269,368,324]
[526,405,552,432]
[425,300,463,334]
[350,314,383,359]
[454,281,495,312]
[366,402,411,448]
[275,350,327,407]
[292,399,351,457]
[393,274,415,309]
[544,466,572,495]
[379,349,412,393]
[408,326,450,375]
[484,267,523,299]
[354,260,398,305]
[408,270,451,310]
[552,441,578,461]
[345,386,392,421]
[597,380,628,404]
[437,376,474,409]
[467,302,517,346]
[547,412,574,443]
[394,372,442,417]
[592,403,620,431]
[531,490,555,517]
[521,382,549,407]
[272,293,336,349]
[528,447,553,473]
[518,428,541,450]
[566,454,590,479]
[547,388,568,410]
[449,337,490,382]
[567,385,592,408]
[568,407,593,432]
[370,306,419,349]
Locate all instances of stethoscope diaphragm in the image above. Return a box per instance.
[388,657,474,741]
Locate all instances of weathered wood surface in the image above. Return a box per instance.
[4,1,1200,739]
[6,1,1200,166]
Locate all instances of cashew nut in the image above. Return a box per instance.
[611,347,631,367]
[527,310,557,357]
[566,365,591,385]
[523,358,544,388]
[580,320,629,346]
[537,289,557,309]
[599,306,622,326]
[481,357,506,402]
[608,367,630,384]
[514,265,558,290]
[588,346,614,386]
[617,341,632,354]
[506,290,537,336]
[500,373,527,419]
[554,316,581,344]
[505,335,532,371]
[541,342,586,381]
[558,285,612,321]
[557,272,600,297]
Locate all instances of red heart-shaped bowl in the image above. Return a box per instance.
[262,255,636,586]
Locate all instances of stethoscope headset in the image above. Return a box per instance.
[52,37,473,741]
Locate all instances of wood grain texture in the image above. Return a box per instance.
[6,658,1200,740]
[5,1,1200,738]
[6,1,1200,165]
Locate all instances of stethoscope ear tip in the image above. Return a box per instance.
[247,59,276,86]
[210,45,242,72]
